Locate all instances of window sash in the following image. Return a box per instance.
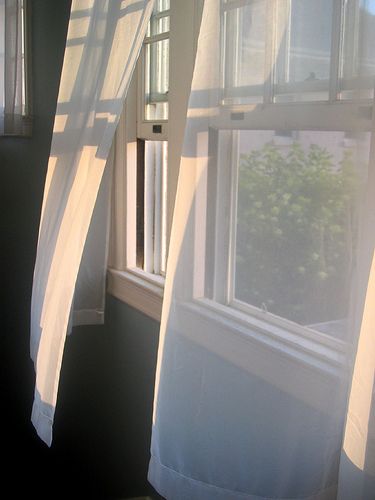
[221,0,375,105]
[206,125,371,345]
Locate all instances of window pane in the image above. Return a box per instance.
[274,0,333,102]
[138,140,168,275]
[223,0,267,104]
[340,0,375,100]
[147,10,170,37]
[234,130,370,339]
[145,39,169,120]
[154,0,170,13]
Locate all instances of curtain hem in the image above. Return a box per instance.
[31,392,53,447]
[148,455,338,500]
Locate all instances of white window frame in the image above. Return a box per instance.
[108,0,203,321]
[222,0,375,104]
[0,0,32,137]
[182,0,374,388]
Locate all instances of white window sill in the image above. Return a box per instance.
[107,269,350,409]
[177,298,350,412]
[107,268,164,321]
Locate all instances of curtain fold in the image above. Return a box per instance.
[30,0,154,446]
[337,101,375,498]
[149,0,375,498]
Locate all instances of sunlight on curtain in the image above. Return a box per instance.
[30,0,155,446]
[149,0,375,498]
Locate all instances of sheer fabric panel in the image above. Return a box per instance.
[149,0,375,498]
[30,0,154,445]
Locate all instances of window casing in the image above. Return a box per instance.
[0,0,31,136]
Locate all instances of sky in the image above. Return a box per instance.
[363,0,375,14]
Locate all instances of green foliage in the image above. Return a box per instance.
[236,142,361,325]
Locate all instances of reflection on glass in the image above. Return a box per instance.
[274,0,333,102]
[234,130,369,339]
[145,39,169,121]
[223,0,267,104]
[340,0,375,99]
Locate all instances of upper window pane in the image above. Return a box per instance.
[145,38,169,120]
[144,2,170,121]
[234,129,370,339]
[274,0,333,102]
[154,0,170,13]
[223,0,267,104]
[340,0,375,100]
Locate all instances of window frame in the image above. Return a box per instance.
[108,0,203,321]
[221,0,375,105]
[0,0,32,137]
[185,0,374,379]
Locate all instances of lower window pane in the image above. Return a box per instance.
[137,140,168,275]
[234,130,370,338]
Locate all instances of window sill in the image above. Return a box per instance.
[107,268,164,321]
[177,298,350,413]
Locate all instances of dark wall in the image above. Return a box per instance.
[1,2,161,498]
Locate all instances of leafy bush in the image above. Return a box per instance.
[236,142,360,326]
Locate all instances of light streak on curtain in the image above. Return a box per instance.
[149,0,375,498]
[30,0,154,446]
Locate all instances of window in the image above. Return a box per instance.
[136,139,168,276]
[143,0,170,121]
[199,0,373,346]
[222,0,375,104]
[0,0,31,136]
[136,0,170,277]
[108,0,201,320]
[109,0,372,356]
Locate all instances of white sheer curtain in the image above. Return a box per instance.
[149,0,375,498]
[30,0,154,446]
[0,0,28,135]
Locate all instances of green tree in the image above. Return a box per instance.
[236,142,361,326]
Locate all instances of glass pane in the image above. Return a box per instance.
[142,141,168,275]
[340,0,375,100]
[274,0,333,102]
[145,39,169,120]
[155,0,170,13]
[147,11,170,37]
[223,0,267,104]
[234,130,370,339]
